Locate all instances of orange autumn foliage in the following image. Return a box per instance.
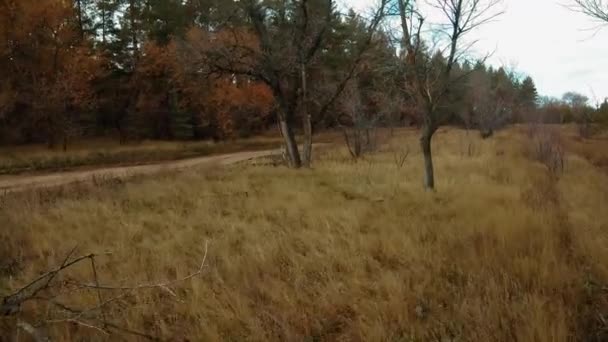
[134,43,175,115]
[185,26,275,138]
[132,39,275,139]
[208,79,275,138]
[0,0,101,146]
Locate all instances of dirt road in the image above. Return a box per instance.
[0,148,282,194]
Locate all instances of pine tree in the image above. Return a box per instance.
[597,98,608,125]
[519,76,538,111]
[92,0,121,50]
[169,90,195,140]
[142,0,191,45]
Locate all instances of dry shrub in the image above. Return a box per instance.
[459,131,481,158]
[337,79,391,160]
[342,127,378,159]
[579,122,592,139]
[342,127,394,160]
[527,124,565,175]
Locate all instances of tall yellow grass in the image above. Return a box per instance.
[1,127,607,341]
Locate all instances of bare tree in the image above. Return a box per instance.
[394,0,503,190]
[563,91,594,137]
[465,66,516,138]
[186,0,389,168]
[337,79,382,159]
[180,1,334,168]
[527,125,566,176]
[572,0,608,23]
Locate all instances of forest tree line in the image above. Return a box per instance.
[1,0,606,152]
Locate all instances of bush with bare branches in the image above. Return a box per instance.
[392,145,410,169]
[338,81,383,159]
[527,125,566,176]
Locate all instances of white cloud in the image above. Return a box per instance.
[340,0,608,102]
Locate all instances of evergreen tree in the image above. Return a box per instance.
[142,0,191,45]
[92,0,121,50]
[596,98,608,125]
[519,76,538,111]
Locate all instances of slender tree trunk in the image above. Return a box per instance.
[129,0,139,60]
[355,130,362,157]
[102,6,106,45]
[279,116,302,168]
[300,63,312,167]
[344,129,362,159]
[420,125,435,190]
[302,113,312,165]
[76,0,84,40]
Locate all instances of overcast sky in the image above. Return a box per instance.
[342,0,608,103]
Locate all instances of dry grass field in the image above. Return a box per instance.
[1,127,607,341]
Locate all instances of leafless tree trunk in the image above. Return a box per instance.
[344,129,362,158]
[338,79,383,159]
[129,0,139,60]
[244,0,330,169]
[420,127,435,189]
[396,0,503,190]
[75,0,84,41]
[101,5,107,45]
[301,63,313,167]
[295,0,388,167]
[279,115,302,168]
[189,0,388,168]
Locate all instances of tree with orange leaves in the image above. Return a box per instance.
[0,0,101,148]
[184,0,390,168]
[207,79,274,139]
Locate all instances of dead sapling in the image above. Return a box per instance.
[393,145,410,169]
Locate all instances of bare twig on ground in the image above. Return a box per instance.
[393,146,410,169]
[2,241,209,340]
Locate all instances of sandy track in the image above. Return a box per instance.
[0,148,281,194]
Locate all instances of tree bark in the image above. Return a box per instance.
[420,126,435,190]
[343,129,362,159]
[129,0,139,60]
[300,63,312,167]
[101,5,107,45]
[302,113,312,166]
[76,0,84,40]
[279,117,302,168]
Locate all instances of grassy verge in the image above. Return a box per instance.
[1,127,607,341]
[0,137,284,175]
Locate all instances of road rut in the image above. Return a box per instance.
[0,148,281,193]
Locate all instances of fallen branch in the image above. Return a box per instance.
[1,247,111,316]
[2,241,209,341]
[71,240,208,292]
